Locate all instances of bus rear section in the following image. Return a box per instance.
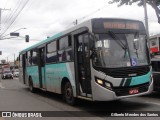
[150,34,160,55]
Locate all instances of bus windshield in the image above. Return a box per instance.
[93,32,149,68]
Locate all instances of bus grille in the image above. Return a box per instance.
[113,82,149,96]
[95,66,150,78]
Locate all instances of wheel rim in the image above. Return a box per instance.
[65,83,73,102]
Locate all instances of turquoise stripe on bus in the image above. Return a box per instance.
[45,63,70,87]
[26,66,39,84]
[124,78,132,86]
[129,71,151,86]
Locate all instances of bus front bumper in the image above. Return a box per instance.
[92,78,153,101]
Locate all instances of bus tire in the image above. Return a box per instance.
[63,82,75,105]
[29,77,36,93]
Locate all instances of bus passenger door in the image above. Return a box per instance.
[38,47,46,89]
[75,33,92,97]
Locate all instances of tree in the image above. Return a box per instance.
[109,0,160,24]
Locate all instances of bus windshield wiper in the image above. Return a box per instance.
[108,31,127,50]
[108,31,128,58]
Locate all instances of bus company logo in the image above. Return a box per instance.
[2,112,11,117]
[128,73,137,77]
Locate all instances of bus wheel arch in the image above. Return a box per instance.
[61,78,76,105]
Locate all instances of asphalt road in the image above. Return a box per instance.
[0,77,160,120]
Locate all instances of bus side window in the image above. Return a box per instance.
[46,41,57,63]
[58,50,64,62]
[58,35,73,62]
[27,51,32,66]
[66,48,72,61]
[77,35,83,63]
[32,49,38,65]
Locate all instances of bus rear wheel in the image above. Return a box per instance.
[29,78,36,93]
[63,82,75,105]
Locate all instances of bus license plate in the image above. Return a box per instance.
[129,88,139,95]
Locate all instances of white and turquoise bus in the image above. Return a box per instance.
[19,18,153,105]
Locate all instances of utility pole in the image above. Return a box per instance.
[0,8,10,37]
[143,0,150,47]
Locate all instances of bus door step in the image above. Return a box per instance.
[40,88,47,91]
[77,96,92,101]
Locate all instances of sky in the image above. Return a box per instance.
[0,0,160,62]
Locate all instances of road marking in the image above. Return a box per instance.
[0,83,5,88]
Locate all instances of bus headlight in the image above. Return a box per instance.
[95,78,112,90]
[97,79,103,85]
[105,82,112,88]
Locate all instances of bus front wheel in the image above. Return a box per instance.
[63,82,75,105]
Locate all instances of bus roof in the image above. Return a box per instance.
[19,32,63,54]
[19,18,143,54]
[19,19,93,54]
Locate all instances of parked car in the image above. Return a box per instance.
[1,71,13,79]
[151,58,160,91]
[13,70,19,77]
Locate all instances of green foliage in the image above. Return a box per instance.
[109,0,160,6]
[109,0,160,23]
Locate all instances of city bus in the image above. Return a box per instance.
[150,33,160,55]
[19,18,153,105]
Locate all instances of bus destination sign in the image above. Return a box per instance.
[104,22,139,30]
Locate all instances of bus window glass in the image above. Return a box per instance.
[84,34,89,52]
[104,40,109,48]
[58,48,73,62]
[46,41,57,63]
[151,40,156,46]
[58,35,72,62]
[59,36,69,50]
[94,33,148,68]
[27,51,31,66]
[32,50,37,65]
[46,52,57,63]
[47,41,57,52]
[58,50,65,61]
[96,41,102,47]
[126,34,148,66]
[66,48,73,61]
